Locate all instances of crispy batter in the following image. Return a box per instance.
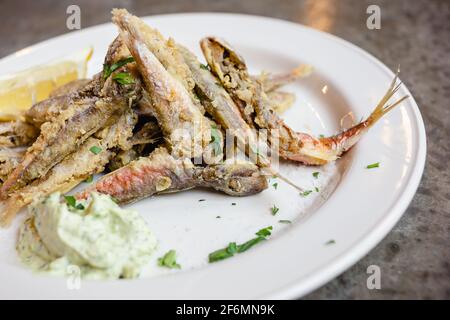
[253,65,312,93]
[0,96,129,196]
[0,110,137,226]
[78,147,267,204]
[1,36,143,198]
[267,91,296,114]
[0,148,25,182]
[0,121,39,147]
[25,76,104,126]
[49,79,91,98]
[113,9,211,159]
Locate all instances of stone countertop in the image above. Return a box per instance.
[1,0,449,299]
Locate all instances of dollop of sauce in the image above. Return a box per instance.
[17,192,157,279]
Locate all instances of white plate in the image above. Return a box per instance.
[0,13,426,299]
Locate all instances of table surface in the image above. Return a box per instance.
[1,0,449,299]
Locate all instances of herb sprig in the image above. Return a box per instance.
[103,56,135,79]
[64,195,84,210]
[158,250,181,269]
[208,226,273,263]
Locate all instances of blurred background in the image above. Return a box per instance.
[1,0,449,299]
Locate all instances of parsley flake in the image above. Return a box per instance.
[103,56,135,79]
[158,250,181,269]
[89,146,102,155]
[64,195,84,210]
[300,190,313,197]
[366,162,380,169]
[271,205,279,215]
[112,72,135,85]
[208,226,272,263]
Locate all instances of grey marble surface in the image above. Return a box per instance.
[1,0,449,299]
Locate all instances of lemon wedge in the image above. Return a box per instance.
[0,47,93,121]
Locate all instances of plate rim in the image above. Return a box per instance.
[0,12,427,299]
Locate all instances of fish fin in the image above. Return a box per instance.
[366,70,409,128]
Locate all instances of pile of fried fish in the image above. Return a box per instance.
[0,9,407,226]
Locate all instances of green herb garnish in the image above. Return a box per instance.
[210,126,222,156]
[208,226,273,263]
[158,250,181,269]
[300,190,313,197]
[200,63,209,70]
[64,195,76,207]
[64,195,84,210]
[272,182,278,190]
[271,205,279,216]
[112,72,135,85]
[315,187,319,192]
[231,203,236,206]
[255,226,273,237]
[103,56,135,79]
[84,175,93,183]
[89,146,102,155]
[110,196,119,204]
[198,199,206,202]
[216,216,221,219]
[366,162,380,169]
[325,239,336,245]
[312,172,320,179]
[208,242,237,262]
[279,220,292,224]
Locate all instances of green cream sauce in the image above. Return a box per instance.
[17,192,157,279]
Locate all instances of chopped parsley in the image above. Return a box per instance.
[312,172,320,179]
[103,56,135,79]
[89,146,102,155]
[110,196,119,204]
[112,72,135,85]
[319,134,325,138]
[210,126,222,156]
[208,226,273,263]
[300,190,313,197]
[279,220,292,224]
[216,216,221,219]
[366,162,380,169]
[255,226,273,237]
[84,175,93,183]
[315,187,319,192]
[200,63,209,70]
[271,205,279,215]
[64,195,84,210]
[272,182,278,190]
[158,250,181,269]
[325,239,336,245]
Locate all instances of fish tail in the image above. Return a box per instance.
[365,69,409,128]
[324,70,409,156]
